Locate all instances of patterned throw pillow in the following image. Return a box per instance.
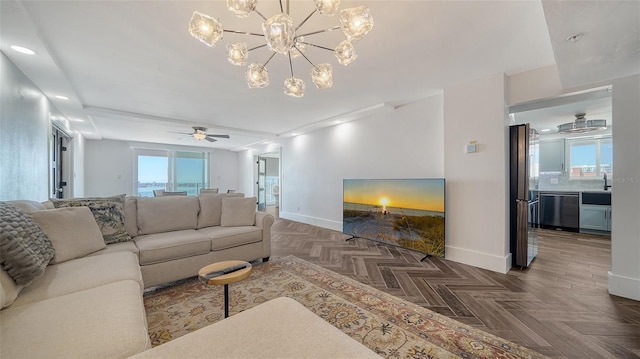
[0,202,55,286]
[50,195,132,244]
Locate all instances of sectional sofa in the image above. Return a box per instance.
[0,193,275,358]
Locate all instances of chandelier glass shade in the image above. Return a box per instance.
[188,0,373,97]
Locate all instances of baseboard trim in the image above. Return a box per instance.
[445,245,511,274]
[279,211,343,232]
[608,271,640,301]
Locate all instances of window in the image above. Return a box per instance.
[135,149,209,196]
[568,137,612,178]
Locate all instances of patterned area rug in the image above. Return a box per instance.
[144,256,545,358]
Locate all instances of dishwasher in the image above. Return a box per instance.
[539,191,580,231]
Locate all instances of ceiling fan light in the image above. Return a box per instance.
[227,43,248,65]
[188,11,223,47]
[314,0,341,16]
[284,77,305,97]
[340,6,373,42]
[226,0,256,18]
[193,132,207,140]
[311,63,333,89]
[334,40,357,65]
[262,13,296,54]
[246,63,270,88]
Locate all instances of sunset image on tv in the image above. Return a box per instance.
[343,178,445,257]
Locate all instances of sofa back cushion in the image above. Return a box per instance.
[124,197,138,237]
[30,207,106,264]
[221,197,257,227]
[5,200,47,213]
[137,196,200,235]
[197,193,244,228]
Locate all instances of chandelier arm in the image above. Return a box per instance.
[300,42,334,52]
[254,9,267,21]
[248,44,268,51]
[263,52,277,67]
[297,26,341,38]
[288,53,294,77]
[224,29,265,37]
[295,9,317,31]
[297,47,316,67]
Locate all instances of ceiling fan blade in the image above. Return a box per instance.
[169,131,193,135]
[205,137,217,142]
[207,134,230,139]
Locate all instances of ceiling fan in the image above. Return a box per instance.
[178,127,230,142]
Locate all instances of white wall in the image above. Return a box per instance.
[0,52,51,202]
[71,134,85,197]
[210,149,239,193]
[609,75,640,301]
[443,73,512,274]
[84,139,134,196]
[274,95,444,231]
[84,139,239,197]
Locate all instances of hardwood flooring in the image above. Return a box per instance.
[268,217,640,358]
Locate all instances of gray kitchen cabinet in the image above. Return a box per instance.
[580,205,612,232]
[539,139,566,172]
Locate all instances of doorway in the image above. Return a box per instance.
[256,152,280,217]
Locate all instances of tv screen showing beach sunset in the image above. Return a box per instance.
[343,178,445,257]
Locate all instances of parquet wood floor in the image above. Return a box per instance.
[269,217,640,358]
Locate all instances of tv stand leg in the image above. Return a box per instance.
[345,236,356,241]
[420,254,431,262]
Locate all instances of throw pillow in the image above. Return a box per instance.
[220,197,257,227]
[31,207,106,264]
[0,202,55,286]
[50,195,132,244]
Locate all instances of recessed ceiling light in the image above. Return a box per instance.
[54,95,70,100]
[334,120,342,125]
[291,133,298,137]
[10,45,36,55]
[541,129,551,132]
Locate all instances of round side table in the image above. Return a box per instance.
[198,260,252,318]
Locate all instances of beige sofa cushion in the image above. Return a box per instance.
[1,280,151,359]
[137,196,199,235]
[197,193,244,228]
[221,197,257,227]
[31,207,106,264]
[198,226,262,251]
[0,268,22,309]
[124,196,138,237]
[134,230,211,265]
[129,297,380,359]
[12,251,143,306]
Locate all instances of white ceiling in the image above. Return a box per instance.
[1,0,638,150]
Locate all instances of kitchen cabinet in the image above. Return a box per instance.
[539,139,566,172]
[580,205,612,232]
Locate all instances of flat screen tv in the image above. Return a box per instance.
[343,178,445,258]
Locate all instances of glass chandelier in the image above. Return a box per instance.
[188,0,373,98]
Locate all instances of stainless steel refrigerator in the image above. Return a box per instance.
[509,124,539,268]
